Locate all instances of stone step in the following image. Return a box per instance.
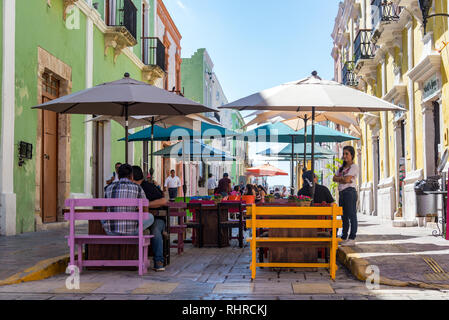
[392,219,418,228]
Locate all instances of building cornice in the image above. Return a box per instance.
[383,83,407,104]
[363,113,380,127]
[405,54,441,84]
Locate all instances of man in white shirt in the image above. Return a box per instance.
[164,170,181,201]
[106,162,122,185]
[207,174,217,196]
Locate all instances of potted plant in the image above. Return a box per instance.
[297,195,312,207]
[264,194,275,203]
[214,194,223,204]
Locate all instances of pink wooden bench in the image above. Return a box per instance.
[64,198,153,276]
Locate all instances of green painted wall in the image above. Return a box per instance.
[15,0,87,233]
[181,49,205,104]
[10,0,151,234]
[95,0,105,21]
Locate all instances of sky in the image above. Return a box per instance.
[163,0,341,187]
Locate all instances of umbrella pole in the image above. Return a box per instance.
[150,116,155,176]
[183,139,187,202]
[303,117,308,171]
[291,135,295,196]
[311,107,316,203]
[296,153,299,190]
[125,105,129,164]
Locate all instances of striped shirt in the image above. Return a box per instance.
[102,178,146,235]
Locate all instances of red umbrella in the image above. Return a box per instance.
[245,164,288,177]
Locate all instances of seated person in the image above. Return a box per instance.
[132,166,168,272]
[298,170,335,205]
[230,186,241,196]
[256,185,267,203]
[102,163,153,236]
[273,188,281,199]
[281,186,288,198]
[245,184,256,196]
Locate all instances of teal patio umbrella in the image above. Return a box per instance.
[122,122,238,200]
[237,122,357,194]
[295,124,358,166]
[154,140,236,162]
[258,143,335,158]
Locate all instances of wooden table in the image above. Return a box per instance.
[190,204,230,248]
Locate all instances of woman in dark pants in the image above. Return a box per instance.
[333,146,359,246]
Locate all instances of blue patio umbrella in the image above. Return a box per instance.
[122,122,238,200]
[124,122,237,142]
[237,122,357,194]
[154,140,236,162]
[258,143,335,158]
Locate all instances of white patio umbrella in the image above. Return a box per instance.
[221,71,406,199]
[87,113,221,130]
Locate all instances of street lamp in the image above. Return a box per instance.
[419,0,449,34]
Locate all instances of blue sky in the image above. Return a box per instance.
[163,0,340,187]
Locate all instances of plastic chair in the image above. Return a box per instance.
[168,202,188,255]
[241,195,256,204]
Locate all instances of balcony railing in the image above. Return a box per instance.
[371,0,401,25]
[342,61,358,86]
[142,37,166,72]
[107,0,137,40]
[354,29,376,64]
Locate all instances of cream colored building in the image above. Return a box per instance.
[332,0,449,226]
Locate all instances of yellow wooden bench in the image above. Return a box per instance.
[246,204,343,280]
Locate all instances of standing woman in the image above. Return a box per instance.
[333,146,358,246]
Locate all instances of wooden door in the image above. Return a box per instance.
[41,73,60,223]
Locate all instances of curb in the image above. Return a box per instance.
[0,254,72,287]
[337,247,449,291]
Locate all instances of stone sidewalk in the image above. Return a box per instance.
[0,224,87,285]
[338,214,449,290]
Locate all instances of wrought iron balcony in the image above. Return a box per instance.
[371,0,401,25]
[106,0,137,40]
[342,61,358,87]
[142,37,166,72]
[354,29,376,64]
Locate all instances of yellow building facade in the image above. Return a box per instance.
[332,0,449,225]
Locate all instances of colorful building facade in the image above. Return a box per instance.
[332,0,449,226]
[0,0,184,235]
